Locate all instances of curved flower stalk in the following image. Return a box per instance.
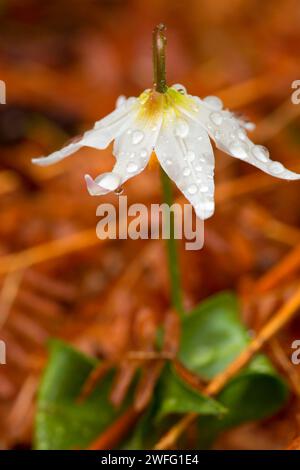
[32,84,300,220]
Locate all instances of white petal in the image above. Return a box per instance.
[85,115,162,196]
[185,96,300,181]
[32,98,138,167]
[85,172,121,196]
[94,97,137,129]
[113,113,162,174]
[155,118,215,220]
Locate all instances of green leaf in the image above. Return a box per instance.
[179,292,249,378]
[35,291,288,450]
[155,292,288,447]
[156,365,226,420]
[35,340,127,450]
[175,291,288,446]
[198,355,288,447]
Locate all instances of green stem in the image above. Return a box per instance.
[153,24,184,317]
[160,168,185,318]
[152,24,167,93]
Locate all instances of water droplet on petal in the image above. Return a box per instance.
[140,149,148,158]
[237,129,247,141]
[172,83,187,94]
[195,165,202,172]
[166,159,173,166]
[126,162,139,173]
[175,119,189,138]
[210,112,223,126]
[187,150,195,162]
[244,122,255,131]
[183,167,191,176]
[132,130,144,145]
[200,185,209,193]
[229,142,248,160]
[203,96,223,111]
[187,184,198,195]
[252,145,269,163]
[269,161,284,174]
[114,185,124,195]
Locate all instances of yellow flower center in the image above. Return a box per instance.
[137,87,196,127]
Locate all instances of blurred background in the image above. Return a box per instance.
[1,0,300,450]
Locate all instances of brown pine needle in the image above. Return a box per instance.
[154,284,300,450]
[0,270,24,329]
[2,165,298,278]
[0,228,100,275]
[77,360,114,403]
[255,242,300,294]
[87,407,141,450]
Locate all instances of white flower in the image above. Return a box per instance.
[32,84,300,220]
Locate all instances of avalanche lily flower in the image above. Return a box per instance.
[32,84,300,219]
[32,24,300,220]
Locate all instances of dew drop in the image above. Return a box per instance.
[244,122,255,131]
[175,119,189,138]
[166,159,173,166]
[200,185,209,193]
[140,149,148,158]
[252,145,269,163]
[187,184,198,195]
[269,161,284,174]
[183,167,191,176]
[114,185,124,195]
[126,162,138,173]
[203,96,223,111]
[210,112,223,126]
[187,150,195,162]
[229,142,248,160]
[132,130,144,145]
[172,83,187,94]
[237,129,247,141]
[195,165,202,171]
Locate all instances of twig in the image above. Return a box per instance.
[0,270,24,329]
[88,407,141,450]
[154,284,300,449]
